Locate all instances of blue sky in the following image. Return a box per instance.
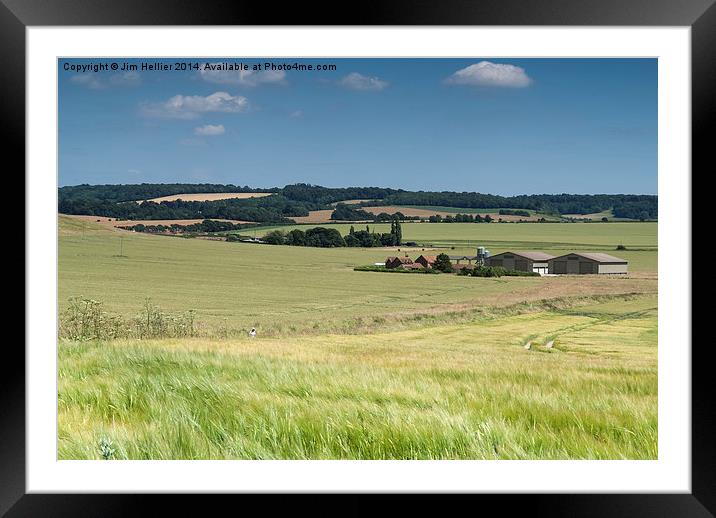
[58,58,657,195]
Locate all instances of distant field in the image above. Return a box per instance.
[59,216,657,334]
[362,206,545,222]
[330,199,376,206]
[61,214,253,230]
[294,205,553,223]
[562,209,639,222]
[139,192,273,203]
[245,221,657,249]
[400,205,539,214]
[290,210,340,224]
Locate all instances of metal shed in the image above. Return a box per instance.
[548,252,628,275]
[487,251,555,275]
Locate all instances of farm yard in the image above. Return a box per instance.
[239,221,657,272]
[58,215,658,459]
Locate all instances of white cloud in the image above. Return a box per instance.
[199,64,286,86]
[445,61,532,88]
[70,75,103,89]
[110,71,142,87]
[141,92,249,119]
[289,110,304,118]
[194,124,225,136]
[70,71,142,89]
[339,72,389,91]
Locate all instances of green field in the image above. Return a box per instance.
[59,294,657,460]
[244,221,656,248]
[58,216,658,459]
[239,221,657,272]
[59,217,657,334]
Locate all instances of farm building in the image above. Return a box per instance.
[414,255,437,268]
[449,255,478,265]
[487,251,555,275]
[548,252,628,275]
[385,256,414,269]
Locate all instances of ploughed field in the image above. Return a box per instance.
[57,216,658,459]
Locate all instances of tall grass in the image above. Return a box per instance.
[59,292,650,340]
[58,297,657,460]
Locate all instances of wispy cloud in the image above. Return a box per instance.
[445,61,532,88]
[194,124,225,136]
[199,63,286,87]
[289,110,304,119]
[141,92,249,119]
[339,72,389,91]
[70,71,142,89]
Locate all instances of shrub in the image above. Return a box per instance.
[354,266,439,274]
[432,253,454,273]
[60,297,197,340]
[263,230,287,245]
[467,266,540,278]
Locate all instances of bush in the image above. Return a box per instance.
[354,266,439,274]
[263,230,287,245]
[432,253,454,273]
[60,297,197,340]
[466,266,540,278]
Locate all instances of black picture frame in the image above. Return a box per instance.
[6,0,708,515]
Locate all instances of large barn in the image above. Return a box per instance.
[487,251,555,275]
[414,255,437,268]
[548,252,628,274]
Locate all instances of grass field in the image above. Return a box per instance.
[62,214,253,228]
[58,294,657,460]
[57,216,658,460]
[59,217,657,334]
[243,221,656,248]
[240,221,657,271]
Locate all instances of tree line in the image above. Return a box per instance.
[119,219,258,234]
[59,182,657,220]
[58,194,320,224]
[263,220,403,248]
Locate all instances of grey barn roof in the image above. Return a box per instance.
[551,252,628,263]
[490,251,556,261]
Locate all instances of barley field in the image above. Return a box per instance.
[58,295,657,460]
[245,221,657,256]
[57,216,658,459]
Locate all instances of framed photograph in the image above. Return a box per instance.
[8,0,710,513]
